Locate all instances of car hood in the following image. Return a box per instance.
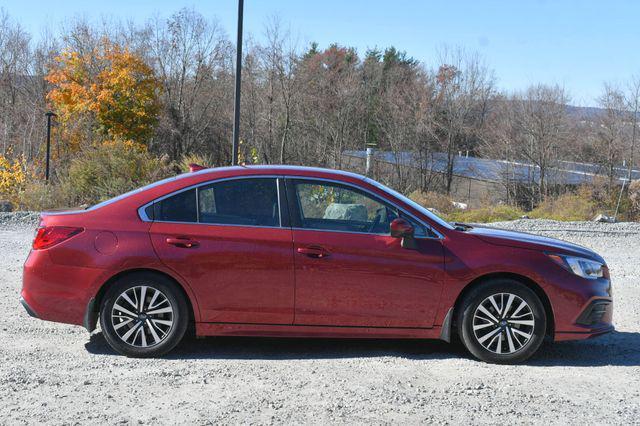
[466,225,605,264]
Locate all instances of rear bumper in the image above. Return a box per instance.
[21,249,104,327]
[19,296,39,318]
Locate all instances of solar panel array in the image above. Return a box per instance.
[344,150,640,185]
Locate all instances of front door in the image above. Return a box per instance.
[287,178,445,328]
[149,177,295,324]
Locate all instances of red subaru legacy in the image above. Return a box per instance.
[20,166,613,363]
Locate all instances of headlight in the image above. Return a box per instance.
[547,253,607,280]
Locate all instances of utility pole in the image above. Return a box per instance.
[231,0,244,165]
[45,112,57,181]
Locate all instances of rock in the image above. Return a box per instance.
[593,214,616,223]
[0,200,13,212]
[452,201,468,210]
[323,203,367,221]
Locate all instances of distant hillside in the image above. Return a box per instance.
[565,105,607,120]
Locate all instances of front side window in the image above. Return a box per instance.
[291,179,433,236]
[292,180,397,234]
[198,178,280,227]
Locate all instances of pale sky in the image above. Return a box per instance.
[3,0,639,106]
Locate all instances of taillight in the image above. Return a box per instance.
[32,226,84,250]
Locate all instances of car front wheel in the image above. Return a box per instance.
[99,272,188,357]
[456,279,547,364]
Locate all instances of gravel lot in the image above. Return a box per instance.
[1,214,639,424]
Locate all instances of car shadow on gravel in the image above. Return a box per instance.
[530,331,640,367]
[85,330,640,366]
[86,332,466,360]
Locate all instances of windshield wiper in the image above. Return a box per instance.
[452,222,473,231]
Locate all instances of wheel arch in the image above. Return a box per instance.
[450,272,555,339]
[84,268,199,332]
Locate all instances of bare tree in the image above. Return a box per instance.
[148,8,233,161]
[595,84,628,188]
[626,76,640,181]
[425,49,495,194]
[260,19,299,164]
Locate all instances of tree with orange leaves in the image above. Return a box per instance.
[46,38,160,150]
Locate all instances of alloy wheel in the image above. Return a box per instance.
[472,292,535,355]
[111,285,174,348]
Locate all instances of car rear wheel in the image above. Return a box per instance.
[456,279,547,364]
[99,272,188,357]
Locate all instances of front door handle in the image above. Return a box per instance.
[166,237,200,248]
[297,246,331,258]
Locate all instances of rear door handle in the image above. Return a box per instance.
[297,246,331,258]
[166,237,200,248]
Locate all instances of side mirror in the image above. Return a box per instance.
[390,218,414,238]
[390,218,418,250]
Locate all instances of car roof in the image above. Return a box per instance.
[189,165,367,181]
[88,165,368,212]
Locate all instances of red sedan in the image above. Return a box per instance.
[20,166,613,363]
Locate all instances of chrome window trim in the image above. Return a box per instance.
[138,205,151,221]
[137,174,444,240]
[138,175,284,228]
[195,184,200,223]
[276,177,283,228]
[286,177,444,240]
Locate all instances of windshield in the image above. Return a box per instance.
[364,178,454,230]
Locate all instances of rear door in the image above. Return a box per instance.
[148,177,295,324]
[287,178,445,328]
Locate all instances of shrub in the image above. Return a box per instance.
[408,190,456,215]
[629,180,640,219]
[529,188,597,221]
[446,204,525,223]
[17,181,70,211]
[179,152,214,173]
[64,140,174,206]
[0,154,27,206]
[18,140,174,210]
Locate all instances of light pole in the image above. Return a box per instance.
[45,112,57,181]
[231,0,244,165]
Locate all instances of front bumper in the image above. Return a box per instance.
[555,297,614,341]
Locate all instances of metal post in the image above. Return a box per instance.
[231,0,244,165]
[614,178,627,222]
[365,147,373,176]
[45,112,56,181]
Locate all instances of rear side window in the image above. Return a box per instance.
[149,178,280,226]
[198,178,279,227]
[153,188,197,222]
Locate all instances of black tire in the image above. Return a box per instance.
[99,272,189,357]
[456,279,546,364]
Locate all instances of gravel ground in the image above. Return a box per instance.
[1,215,639,425]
